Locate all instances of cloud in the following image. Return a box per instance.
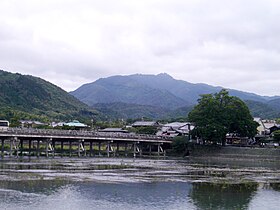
[0,0,280,96]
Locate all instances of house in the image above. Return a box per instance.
[64,120,88,129]
[157,122,194,138]
[254,118,277,135]
[20,120,47,128]
[51,122,66,128]
[269,125,280,134]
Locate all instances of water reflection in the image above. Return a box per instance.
[189,182,258,210]
[0,180,196,210]
[0,180,280,210]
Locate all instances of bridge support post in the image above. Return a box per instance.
[28,139,32,156]
[20,139,23,156]
[116,143,119,157]
[78,139,85,157]
[1,139,4,157]
[83,140,86,156]
[45,138,54,158]
[149,144,152,156]
[157,143,160,156]
[52,139,55,157]
[37,140,40,157]
[69,141,72,157]
[125,143,128,157]
[98,142,101,156]
[139,143,143,157]
[133,143,136,158]
[107,142,110,157]
[90,141,93,157]
[10,137,19,157]
[45,140,48,157]
[61,141,64,157]
[78,140,81,157]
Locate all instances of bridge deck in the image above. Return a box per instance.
[0,128,173,157]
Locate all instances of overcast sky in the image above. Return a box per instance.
[0,0,279,96]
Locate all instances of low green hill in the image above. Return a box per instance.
[0,70,98,122]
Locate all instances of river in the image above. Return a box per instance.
[0,157,279,210]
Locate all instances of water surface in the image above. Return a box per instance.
[0,157,279,210]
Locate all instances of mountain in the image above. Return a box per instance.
[92,102,169,120]
[244,100,280,119]
[0,70,98,121]
[71,73,280,119]
[71,73,189,109]
[71,73,276,108]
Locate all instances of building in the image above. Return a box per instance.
[20,120,47,128]
[157,122,193,138]
[64,120,88,129]
[131,121,160,127]
[254,118,278,135]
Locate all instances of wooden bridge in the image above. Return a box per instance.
[0,128,173,158]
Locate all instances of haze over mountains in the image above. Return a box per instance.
[71,73,280,119]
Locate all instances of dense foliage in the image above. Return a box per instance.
[188,90,258,145]
[0,70,98,122]
[171,136,189,154]
[273,130,280,142]
[245,100,280,119]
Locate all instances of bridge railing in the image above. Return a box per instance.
[0,128,172,141]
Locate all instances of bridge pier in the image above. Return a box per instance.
[28,139,32,156]
[125,143,128,157]
[89,141,92,157]
[107,141,110,157]
[98,142,101,156]
[10,137,19,157]
[37,140,40,157]
[69,141,72,157]
[61,141,64,157]
[1,139,4,157]
[116,143,119,157]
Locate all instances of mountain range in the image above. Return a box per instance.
[71,73,280,119]
[0,69,279,122]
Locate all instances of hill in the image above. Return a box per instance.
[0,70,98,122]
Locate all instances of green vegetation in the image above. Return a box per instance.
[171,136,189,155]
[188,90,258,145]
[273,130,280,142]
[0,70,99,123]
[245,100,280,119]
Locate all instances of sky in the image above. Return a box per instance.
[0,0,279,96]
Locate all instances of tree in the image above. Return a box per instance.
[273,130,280,142]
[171,136,189,154]
[188,89,258,145]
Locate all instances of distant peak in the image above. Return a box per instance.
[156,73,173,79]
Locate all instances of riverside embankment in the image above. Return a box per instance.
[189,145,280,169]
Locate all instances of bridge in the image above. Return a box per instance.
[0,128,173,158]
